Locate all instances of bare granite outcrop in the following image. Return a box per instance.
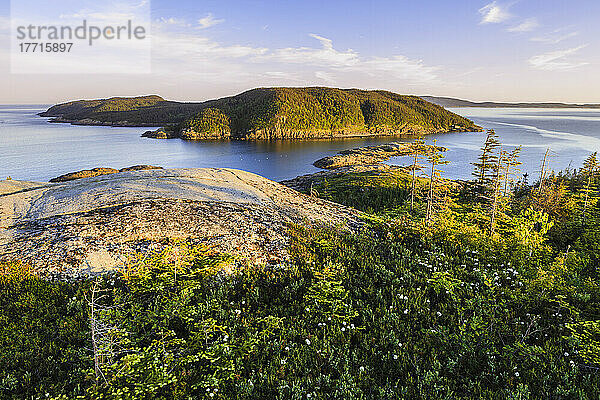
[0,169,362,277]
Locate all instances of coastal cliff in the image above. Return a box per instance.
[41,87,482,140]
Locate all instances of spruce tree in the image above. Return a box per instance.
[425,140,449,224]
[502,146,522,197]
[409,137,426,212]
[472,129,501,189]
[581,152,599,224]
[489,147,505,235]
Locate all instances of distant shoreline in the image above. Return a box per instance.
[421,96,600,109]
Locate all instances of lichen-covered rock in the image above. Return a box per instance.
[1,168,362,277]
[49,167,120,182]
[49,166,163,182]
[119,165,163,172]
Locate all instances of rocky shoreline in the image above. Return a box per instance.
[41,115,164,127]
[142,124,470,141]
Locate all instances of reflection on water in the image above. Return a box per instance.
[1,105,600,182]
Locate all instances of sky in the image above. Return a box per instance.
[0,0,599,104]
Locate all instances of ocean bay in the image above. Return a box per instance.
[2,105,600,182]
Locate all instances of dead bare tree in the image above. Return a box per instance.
[85,278,126,386]
[533,148,555,211]
[538,148,551,196]
[424,140,449,225]
[409,137,426,212]
[581,152,599,224]
[502,146,522,197]
[489,147,505,235]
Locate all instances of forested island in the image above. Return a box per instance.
[39,87,481,140]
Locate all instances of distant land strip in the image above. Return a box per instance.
[421,96,600,109]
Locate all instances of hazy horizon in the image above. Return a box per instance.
[4,88,600,106]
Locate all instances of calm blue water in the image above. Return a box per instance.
[1,105,599,182]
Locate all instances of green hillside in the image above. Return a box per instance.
[41,88,481,138]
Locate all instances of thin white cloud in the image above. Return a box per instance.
[268,34,359,67]
[58,1,150,22]
[360,56,439,82]
[309,34,334,50]
[479,2,511,24]
[152,29,268,59]
[315,71,336,85]
[266,34,438,83]
[531,29,578,44]
[60,12,137,21]
[508,18,539,32]
[156,17,190,27]
[454,67,484,78]
[149,28,440,89]
[263,71,302,82]
[528,45,588,71]
[197,14,224,29]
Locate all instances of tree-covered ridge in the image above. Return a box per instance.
[180,108,231,138]
[41,88,481,137]
[40,95,166,121]
[182,88,480,139]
